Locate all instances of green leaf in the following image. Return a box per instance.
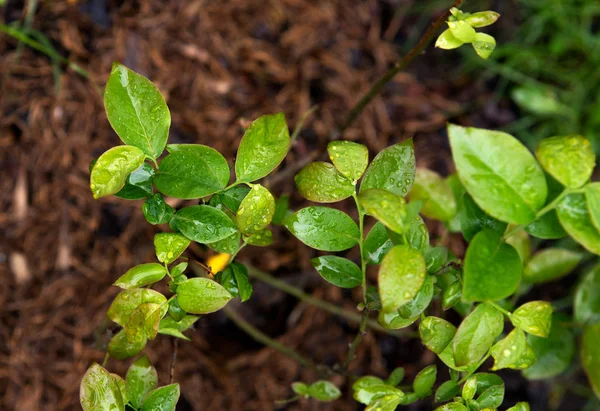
[557,193,600,255]
[235,112,290,182]
[142,193,174,225]
[219,262,253,302]
[582,323,600,398]
[104,63,170,159]
[295,162,355,203]
[360,140,415,197]
[435,28,464,50]
[507,402,530,411]
[477,380,505,409]
[511,84,564,117]
[272,194,290,225]
[126,354,158,409]
[448,124,547,225]
[114,162,155,200]
[442,281,462,310]
[505,229,531,263]
[464,11,500,27]
[108,329,146,359]
[171,205,238,244]
[111,374,128,405]
[460,194,507,242]
[491,328,536,370]
[177,277,232,314]
[420,316,457,354]
[452,303,504,367]
[306,381,341,402]
[535,135,595,189]
[292,382,309,396]
[435,381,460,403]
[140,384,180,411]
[523,314,575,380]
[358,188,408,234]
[525,210,568,239]
[245,229,273,246]
[114,263,167,290]
[80,363,125,411]
[207,221,241,254]
[159,315,199,340]
[209,185,251,213]
[365,391,404,411]
[167,298,186,322]
[378,310,418,330]
[472,32,496,59]
[90,146,146,199]
[352,377,387,404]
[237,184,275,234]
[283,207,360,251]
[462,377,477,400]
[409,168,456,221]
[385,368,405,386]
[378,245,426,312]
[523,248,582,284]
[462,229,522,302]
[154,232,191,264]
[310,255,362,288]
[447,20,476,42]
[398,275,434,318]
[511,301,552,337]
[154,144,230,199]
[424,246,448,273]
[438,344,479,373]
[107,289,167,327]
[586,183,600,231]
[327,140,369,181]
[363,222,393,265]
[171,262,187,277]
[413,365,437,397]
[125,302,163,342]
[574,264,600,325]
[392,215,429,251]
[434,403,468,411]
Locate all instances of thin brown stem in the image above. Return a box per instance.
[340,308,370,371]
[170,338,179,384]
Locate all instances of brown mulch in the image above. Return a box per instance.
[0,1,513,410]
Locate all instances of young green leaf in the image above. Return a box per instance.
[442,281,461,310]
[586,183,600,231]
[104,63,170,159]
[476,378,505,409]
[409,168,457,221]
[107,289,167,327]
[158,315,199,340]
[90,146,146,199]
[167,298,186,322]
[448,124,547,224]
[170,262,187,277]
[305,381,341,402]
[507,403,530,411]
[237,184,275,234]
[142,193,174,225]
[210,185,251,214]
[272,194,290,225]
[435,381,460,403]
[292,382,309,396]
[511,301,552,337]
[80,363,125,411]
[523,248,583,284]
[462,229,522,302]
[462,377,477,401]
[505,229,531,263]
[310,255,362,288]
[360,140,415,197]
[219,262,253,302]
[435,29,464,50]
[582,323,600,398]
[235,112,290,182]
[177,278,232,314]
[447,20,476,42]
[535,135,595,189]
[352,376,390,404]
[460,194,507,242]
[385,368,405,386]
[113,263,168,289]
[398,275,434,318]
[378,310,418,330]
[365,390,404,411]
[424,246,448,273]
[438,344,480,373]
[111,374,128,405]
[294,162,355,203]
[154,232,191,264]
[378,245,426,312]
[574,264,600,325]
[420,316,457,354]
[283,207,360,251]
[327,140,369,181]
[472,32,496,59]
[114,162,155,200]
[245,229,273,246]
[391,215,429,252]
[464,11,500,27]
[363,222,393,265]
[452,303,504,367]
[525,210,568,239]
[524,314,575,380]
[140,383,180,411]
[491,328,536,370]
[125,302,163,341]
[108,329,147,360]
[207,226,241,254]
[171,205,238,244]
[434,403,468,411]
[154,144,230,199]
[413,365,437,397]
[125,354,158,409]
[556,193,600,255]
[358,188,408,234]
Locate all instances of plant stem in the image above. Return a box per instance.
[488,301,512,318]
[458,351,492,384]
[169,338,178,384]
[333,0,465,137]
[290,105,319,143]
[340,308,370,371]
[102,352,110,368]
[353,193,368,303]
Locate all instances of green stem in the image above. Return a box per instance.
[353,193,368,303]
[290,105,319,143]
[102,352,110,368]
[488,301,512,319]
[332,0,465,137]
[458,351,492,385]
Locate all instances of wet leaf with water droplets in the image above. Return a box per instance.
[125,302,163,341]
[363,222,393,265]
[108,329,146,359]
[525,209,567,239]
[581,323,600,398]
[295,162,355,203]
[311,255,362,288]
[585,183,600,232]
[378,245,426,312]
[358,188,408,234]
[460,194,507,242]
[283,207,360,251]
[237,184,275,234]
[507,402,531,411]
[409,168,457,221]
[574,264,600,325]
[107,289,167,327]
[142,193,174,225]
[158,315,199,340]
[80,363,125,411]
[90,146,146,199]
[126,354,158,409]
[511,301,552,337]
[464,11,500,27]
[448,124,547,225]
[413,365,437,398]
[472,32,496,59]
[104,63,170,159]
[435,28,464,50]
[327,140,369,181]
[154,232,191,264]
[171,205,238,244]
[113,263,167,289]
[115,162,155,200]
[434,403,468,411]
[360,140,415,197]
[235,113,290,182]
[448,20,476,42]
[535,135,595,189]
[209,185,251,213]
[154,144,230,199]
[420,316,457,354]
[176,278,232,314]
[140,383,180,411]
[523,248,582,284]
[491,328,536,370]
[556,193,600,255]
[245,229,273,246]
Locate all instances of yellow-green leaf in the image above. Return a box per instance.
[536,135,595,189]
[80,363,125,411]
[176,278,232,314]
[154,232,191,264]
[237,184,275,234]
[409,168,456,221]
[90,146,146,199]
[327,140,369,181]
[510,301,552,337]
[295,162,355,203]
[358,188,408,234]
[557,193,600,255]
[378,245,426,312]
[114,263,167,289]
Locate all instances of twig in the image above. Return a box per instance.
[290,105,319,143]
[339,308,370,371]
[170,338,178,384]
